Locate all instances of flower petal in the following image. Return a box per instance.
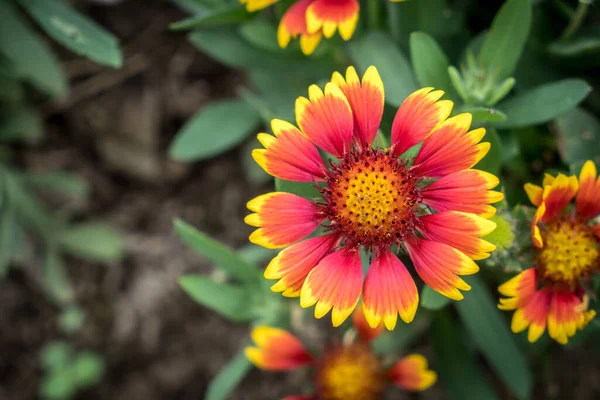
[300,248,363,326]
[405,238,479,301]
[362,250,418,330]
[306,0,359,40]
[296,83,354,158]
[540,173,579,221]
[421,169,503,218]
[391,87,453,157]
[413,114,489,177]
[265,234,338,297]
[246,192,324,249]
[576,160,600,219]
[331,66,384,148]
[253,119,327,182]
[524,183,543,207]
[240,0,280,12]
[531,202,546,248]
[548,290,591,345]
[420,211,497,260]
[510,287,552,343]
[352,306,383,342]
[245,326,313,370]
[497,268,538,311]
[387,354,437,392]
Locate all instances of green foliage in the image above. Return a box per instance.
[205,351,253,400]
[554,107,600,165]
[420,285,451,311]
[410,32,456,100]
[170,3,251,30]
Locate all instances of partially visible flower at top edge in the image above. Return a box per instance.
[245,65,503,328]
[244,308,436,400]
[498,160,600,344]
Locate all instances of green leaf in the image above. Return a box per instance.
[275,178,321,200]
[173,219,261,283]
[205,350,253,400]
[455,275,532,400]
[0,0,67,97]
[16,0,122,68]
[371,314,430,355]
[0,74,24,103]
[179,275,255,322]
[496,79,591,129]
[58,305,86,335]
[40,370,76,400]
[432,312,499,400]
[72,352,105,388]
[0,206,18,276]
[555,107,600,165]
[236,243,277,267]
[347,31,418,107]
[479,0,532,81]
[24,171,90,199]
[548,36,600,66]
[465,107,507,123]
[238,20,280,52]
[473,128,503,176]
[169,4,250,30]
[0,105,44,142]
[58,223,125,263]
[41,341,72,370]
[42,249,74,305]
[409,32,456,100]
[169,100,261,162]
[420,285,450,310]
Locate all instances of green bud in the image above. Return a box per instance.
[448,66,469,103]
[485,77,516,106]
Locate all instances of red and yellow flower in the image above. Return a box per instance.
[245,309,437,400]
[246,66,502,329]
[498,161,600,344]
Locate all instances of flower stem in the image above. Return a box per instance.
[559,0,591,42]
[367,0,381,30]
[387,2,402,41]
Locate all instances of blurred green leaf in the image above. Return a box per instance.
[371,314,430,355]
[24,171,90,199]
[473,128,503,176]
[409,32,456,100]
[432,312,498,400]
[58,305,86,335]
[0,105,44,142]
[40,370,76,400]
[206,350,253,400]
[236,243,276,267]
[72,352,105,388]
[554,107,600,165]
[42,250,74,305]
[548,35,600,66]
[496,79,591,129]
[173,219,261,283]
[0,205,18,276]
[169,100,261,162]
[0,74,24,103]
[41,341,72,370]
[240,139,271,185]
[455,275,532,400]
[239,20,279,52]
[421,285,450,310]
[479,0,532,81]
[59,223,125,263]
[179,275,255,322]
[16,0,122,68]
[0,0,67,97]
[275,178,321,200]
[466,107,507,123]
[347,31,418,107]
[170,4,250,30]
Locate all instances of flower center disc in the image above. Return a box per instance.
[321,149,421,249]
[540,218,600,284]
[316,343,385,400]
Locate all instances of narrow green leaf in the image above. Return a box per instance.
[173,219,261,283]
[0,206,18,276]
[0,105,44,142]
[236,243,277,267]
[479,0,532,80]
[420,285,450,310]
[548,36,600,62]
[409,32,456,100]
[0,0,67,96]
[42,249,74,305]
[16,0,122,68]
[465,107,507,123]
[169,100,261,162]
[371,314,430,355]
[24,171,90,199]
[275,178,321,200]
[59,223,125,263]
[0,74,24,103]
[455,275,532,400]
[238,20,280,52]
[473,128,503,176]
[432,312,499,400]
[496,79,591,129]
[169,4,250,30]
[179,275,255,322]
[555,107,600,165]
[347,31,418,107]
[206,350,253,400]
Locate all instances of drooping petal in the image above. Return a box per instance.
[510,287,552,343]
[391,88,453,157]
[300,248,363,326]
[405,238,479,301]
[352,306,383,342]
[306,0,360,40]
[524,183,543,207]
[331,66,384,148]
[246,192,324,249]
[362,250,418,330]
[413,114,490,178]
[420,211,497,260]
[547,290,593,345]
[387,354,437,392]
[296,83,354,157]
[240,0,280,12]
[576,160,600,219]
[540,173,579,222]
[253,119,327,182]
[531,202,546,248]
[245,326,313,370]
[421,169,503,218]
[265,234,338,297]
[277,0,323,56]
[497,268,538,311]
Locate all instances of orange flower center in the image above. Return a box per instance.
[321,149,421,249]
[316,343,385,400]
[540,218,600,284]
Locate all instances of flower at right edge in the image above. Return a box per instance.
[245,309,436,400]
[498,160,600,344]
